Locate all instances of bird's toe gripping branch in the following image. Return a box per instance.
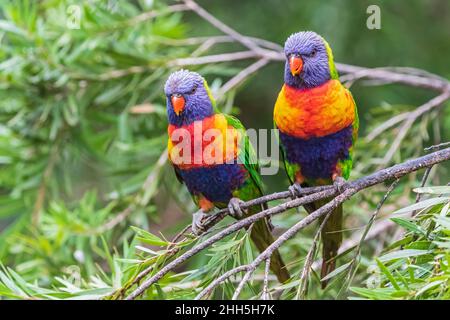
[288,183,303,199]
[227,197,247,219]
[332,175,347,194]
[192,210,208,235]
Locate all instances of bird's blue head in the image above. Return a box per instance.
[164,70,215,127]
[283,31,338,89]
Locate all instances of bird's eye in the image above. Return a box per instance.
[190,85,197,94]
[309,49,317,57]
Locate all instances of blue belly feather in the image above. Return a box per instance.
[279,125,353,180]
[178,164,247,203]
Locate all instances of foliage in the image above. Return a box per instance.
[350,186,450,300]
[0,0,193,298]
[0,0,449,300]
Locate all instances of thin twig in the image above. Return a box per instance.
[216,58,270,100]
[424,141,450,152]
[182,0,279,60]
[128,4,190,25]
[232,269,254,300]
[260,258,271,300]
[411,166,433,217]
[336,64,450,92]
[156,35,283,51]
[32,144,59,225]
[339,179,400,297]
[170,51,257,66]
[365,112,410,142]
[381,92,450,165]
[296,212,331,299]
[170,224,192,244]
[195,266,250,300]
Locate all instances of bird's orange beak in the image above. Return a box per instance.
[171,94,185,116]
[289,55,303,76]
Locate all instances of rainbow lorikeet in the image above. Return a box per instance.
[165,70,290,283]
[273,32,359,286]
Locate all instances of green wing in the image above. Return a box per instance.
[336,86,359,179]
[224,116,289,282]
[223,114,264,197]
[350,89,359,142]
[274,119,299,185]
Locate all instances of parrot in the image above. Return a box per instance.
[165,69,290,283]
[273,31,359,287]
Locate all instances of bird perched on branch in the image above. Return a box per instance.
[165,70,290,283]
[273,31,359,287]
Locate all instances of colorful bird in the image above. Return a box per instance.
[273,31,359,286]
[165,70,290,283]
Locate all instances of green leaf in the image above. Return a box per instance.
[415,280,444,298]
[0,267,27,298]
[378,249,430,263]
[0,20,28,37]
[413,186,450,194]
[384,235,414,251]
[210,240,242,252]
[321,261,352,282]
[375,259,400,290]
[390,217,426,236]
[131,226,169,247]
[350,287,399,300]
[393,197,449,215]
[434,216,450,229]
[433,240,450,249]
[405,241,432,250]
[440,202,450,217]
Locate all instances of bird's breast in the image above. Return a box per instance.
[274,80,355,139]
[167,114,241,169]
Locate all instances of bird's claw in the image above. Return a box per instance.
[192,210,207,236]
[228,197,246,219]
[333,176,346,194]
[288,183,303,199]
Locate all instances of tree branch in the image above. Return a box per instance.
[297,212,331,299]
[216,58,270,100]
[125,148,450,300]
[380,91,450,165]
[182,0,280,60]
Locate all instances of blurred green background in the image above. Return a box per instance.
[0,0,449,299]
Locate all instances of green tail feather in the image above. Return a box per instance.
[304,198,343,288]
[222,114,289,282]
[247,205,290,283]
